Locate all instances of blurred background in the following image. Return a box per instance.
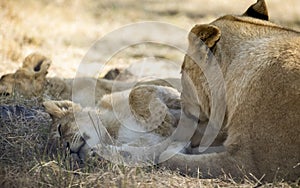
[1,0,300,78]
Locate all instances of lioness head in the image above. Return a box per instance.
[180,0,277,147]
[181,0,271,124]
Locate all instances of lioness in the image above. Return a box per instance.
[161,0,300,182]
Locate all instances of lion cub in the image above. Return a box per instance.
[0,53,51,98]
[43,84,181,165]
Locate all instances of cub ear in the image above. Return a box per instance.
[243,0,269,21]
[22,53,51,75]
[188,24,221,48]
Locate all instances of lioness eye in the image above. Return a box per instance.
[183,108,199,122]
[57,124,62,137]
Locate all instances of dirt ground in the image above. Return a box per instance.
[0,0,300,187]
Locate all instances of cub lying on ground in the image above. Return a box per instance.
[0,53,180,103]
[161,0,300,182]
[0,52,182,165]
[0,53,51,98]
[43,84,181,165]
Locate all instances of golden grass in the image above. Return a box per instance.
[0,0,299,187]
[0,97,297,187]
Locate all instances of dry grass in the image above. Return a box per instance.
[0,0,300,187]
[0,95,256,187]
[0,118,297,188]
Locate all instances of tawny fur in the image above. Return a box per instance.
[43,84,181,163]
[0,53,51,97]
[0,53,180,103]
[161,0,300,182]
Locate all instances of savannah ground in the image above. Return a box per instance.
[0,0,300,187]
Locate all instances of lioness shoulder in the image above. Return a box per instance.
[162,0,300,182]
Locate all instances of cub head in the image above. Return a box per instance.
[0,53,51,97]
[22,53,51,76]
[43,100,89,164]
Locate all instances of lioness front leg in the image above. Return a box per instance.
[160,149,251,179]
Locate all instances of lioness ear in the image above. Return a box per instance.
[188,24,221,48]
[243,0,269,21]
